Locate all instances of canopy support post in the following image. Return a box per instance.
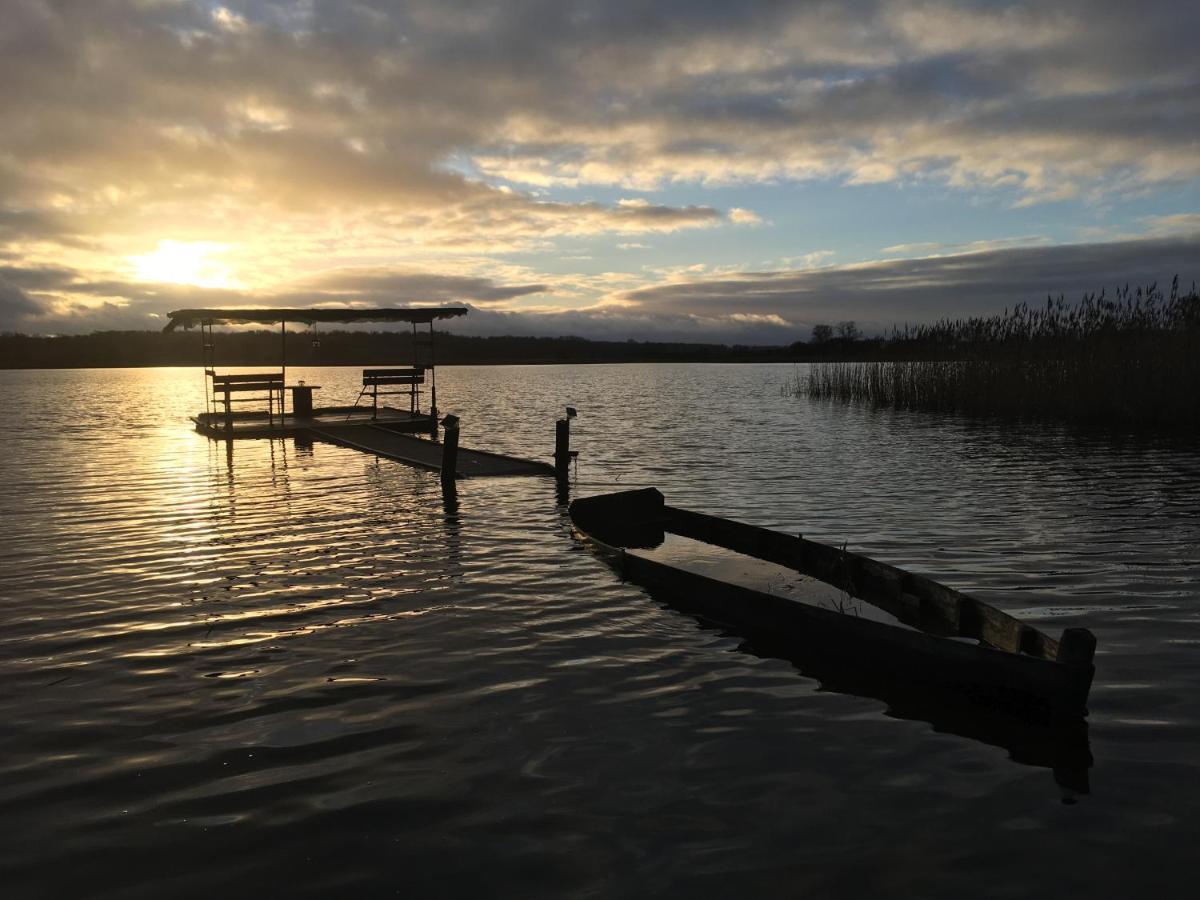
[280,320,286,421]
[429,321,438,432]
[201,321,211,416]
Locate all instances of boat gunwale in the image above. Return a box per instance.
[660,503,1061,662]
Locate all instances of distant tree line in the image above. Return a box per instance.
[5,279,1195,378]
[0,324,939,369]
[0,329,808,369]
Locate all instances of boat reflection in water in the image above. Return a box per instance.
[737,629,1093,796]
[570,488,1095,795]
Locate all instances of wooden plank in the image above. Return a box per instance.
[661,501,1056,660]
[1022,627,1059,659]
[908,575,963,634]
[310,425,441,472]
[214,382,283,392]
[192,407,434,439]
[570,489,1095,718]
[600,543,1096,789]
[613,546,1084,720]
[363,368,424,378]
[213,373,283,383]
[307,424,556,477]
[975,599,1025,652]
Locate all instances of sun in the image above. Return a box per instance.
[129,240,239,288]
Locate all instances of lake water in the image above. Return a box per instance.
[1,364,1198,898]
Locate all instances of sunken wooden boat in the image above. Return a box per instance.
[570,488,1097,724]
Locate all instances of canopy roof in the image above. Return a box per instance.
[163,306,468,332]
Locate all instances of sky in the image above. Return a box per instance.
[2,0,1198,343]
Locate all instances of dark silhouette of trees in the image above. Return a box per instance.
[836,321,861,341]
[5,279,1194,376]
[0,330,806,368]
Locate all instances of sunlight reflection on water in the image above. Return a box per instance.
[0,364,1198,897]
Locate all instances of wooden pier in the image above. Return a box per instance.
[309,424,556,478]
[193,409,559,478]
[193,406,434,439]
[167,306,567,480]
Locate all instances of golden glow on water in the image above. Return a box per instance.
[3,364,1200,896]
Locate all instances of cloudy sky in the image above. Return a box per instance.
[2,0,1198,342]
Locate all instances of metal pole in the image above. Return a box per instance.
[280,320,286,419]
[201,322,210,415]
[429,320,438,425]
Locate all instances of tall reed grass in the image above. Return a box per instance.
[801,279,1200,428]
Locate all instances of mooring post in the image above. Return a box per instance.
[1056,627,1097,666]
[554,417,570,478]
[1056,627,1097,715]
[440,414,460,484]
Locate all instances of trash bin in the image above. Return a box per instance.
[289,385,316,418]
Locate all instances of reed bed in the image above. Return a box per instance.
[802,279,1200,428]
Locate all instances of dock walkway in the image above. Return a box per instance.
[309,424,556,478]
[194,406,432,440]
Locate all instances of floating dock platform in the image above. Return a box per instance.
[309,424,556,478]
[169,305,566,480]
[193,406,433,440]
[193,409,558,479]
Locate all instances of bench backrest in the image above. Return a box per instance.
[212,373,283,393]
[363,367,425,386]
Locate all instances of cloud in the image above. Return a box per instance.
[283,268,549,307]
[0,277,44,329]
[0,1,742,258]
[782,250,836,269]
[728,207,763,225]
[1,1,1197,342]
[0,264,79,292]
[211,7,249,34]
[443,305,801,345]
[881,235,1053,256]
[615,234,1200,335]
[8,233,1197,343]
[0,262,557,332]
[1139,214,1200,238]
[2,0,1195,264]
[439,2,1199,200]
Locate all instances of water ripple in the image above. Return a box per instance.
[1,364,1198,897]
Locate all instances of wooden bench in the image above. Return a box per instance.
[361,368,425,418]
[211,372,284,431]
